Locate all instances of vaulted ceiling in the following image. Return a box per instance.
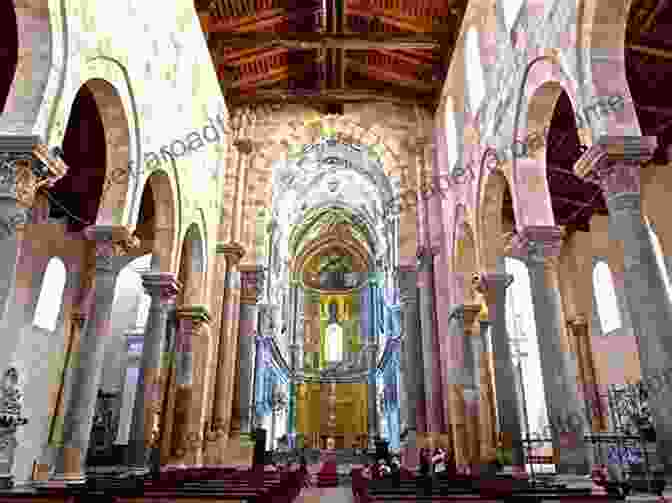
[195,0,468,113]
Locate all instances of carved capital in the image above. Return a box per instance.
[462,304,482,333]
[567,314,589,337]
[71,312,87,330]
[574,136,656,199]
[141,272,181,307]
[473,272,513,306]
[510,226,563,264]
[176,305,211,335]
[216,242,246,266]
[239,265,266,304]
[0,137,68,208]
[84,225,140,273]
[448,305,464,322]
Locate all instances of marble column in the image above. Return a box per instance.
[512,226,591,475]
[397,265,423,468]
[474,273,526,475]
[49,226,139,485]
[416,246,442,440]
[209,242,245,462]
[126,273,180,475]
[0,139,67,376]
[234,265,264,440]
[398,337,408,436]
[575,136,672,472]
[172,306,210,464]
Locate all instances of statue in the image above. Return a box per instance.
[0,365,28,489]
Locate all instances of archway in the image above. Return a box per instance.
[53,79,131,232]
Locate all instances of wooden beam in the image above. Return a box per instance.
[226,88,437,106]
[346,59,440,92]
[627,43,672,60]
[207,31,445,50]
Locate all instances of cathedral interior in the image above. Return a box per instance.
[3,0,672,499]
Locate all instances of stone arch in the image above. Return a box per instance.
[52,78,131,231]
[479,169,516,272]
[0,0,56,133]
[515,63,580,228]
[177,223,206,306]
[583,0,641,137]
[135,169,178,273]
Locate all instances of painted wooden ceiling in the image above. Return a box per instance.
[195,0,468,112]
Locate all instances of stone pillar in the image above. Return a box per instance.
[49,226,139,485]
[416,246,442,440]
[474,273,526,476]
[0,139,67,373]
[511,226,592,475]
[208,242,245,463]
[397,265,423,468]
[479,320,498,463]
[126,273,179,475]
[367,342,379,448]
[462,304,483,473]
[398,338,408,436]
[575,136,672,472]
[171,306,210,465]
[232,266,264,456]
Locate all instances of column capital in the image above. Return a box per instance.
[239,265,265,304]
[0,137,69,207]
[448,304,464,322]
[216,242,246,265]
[176,305,211,332]
[395,266,417,305]
[71,311,87,330]
[473,272,513,305]
[233,138,254,155]
[574,136,657,198]
[84,225,141,273]
[141,272,181,304]
[567,314,589,331]
[462,303,482,334]
[416,245,439,272]
[510,226,564,263]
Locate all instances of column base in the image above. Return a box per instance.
[401,430,419,472]
[37,472,87,488]
[123,465,149,477]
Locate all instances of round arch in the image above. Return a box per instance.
[453,214,478,305]
[479,169,516,272]
[138,169,178,273]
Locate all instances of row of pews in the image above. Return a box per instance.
[352,469,628,503]
[0,466,307,503]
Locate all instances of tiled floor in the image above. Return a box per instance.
[296,485,354,503]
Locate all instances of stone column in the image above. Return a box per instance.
[416,246,442,441]
[49,226,139,485]
[367,342,379,448]
[398,338,408,436]
[0,139,67,375]
[462,304,483,473]
[209,242,245,463]
[512,226,592,475]
[397,265,423,468]
[172,306,210,465]
[479,320,498,463]
[126,273,180,475]
[474,273,526,476]
[233,266,264,444]
[575,136,672,472]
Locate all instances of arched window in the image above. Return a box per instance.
[593,261,622,334]
[465,28,485,113]
[136,293,151,329]
[645,216,672,301]
[326,323,343,362]
[445,97,459,172]
[33,258,67,332]
[502,0,524,32]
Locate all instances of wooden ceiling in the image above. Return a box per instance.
[196,0,468,113]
